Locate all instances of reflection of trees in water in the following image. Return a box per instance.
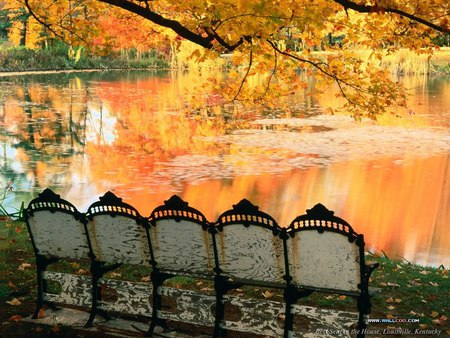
[0,76,92,191]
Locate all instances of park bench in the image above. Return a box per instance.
[24,189,379,338]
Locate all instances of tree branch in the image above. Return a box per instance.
[333,0,449,33]
[267,39,362,107]
[233,45,253,101]
[98,0,214,48]
[23,0,89,44]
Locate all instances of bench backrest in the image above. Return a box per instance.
[149,195,214,277]
[85,192,150,266]
[214,199,285,286]
[25,188,89,260]
[286,203,362,293]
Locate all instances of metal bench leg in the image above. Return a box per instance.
[283,286,313,338]
[283,300,293,338]
[357,292,372,338]
[33,255,59,319]
[213,288,226,338]
[84,271,101,327]
[84,261,121,327]
[212,276,243,338]
[146,269,171,336]
[33,267,44,319]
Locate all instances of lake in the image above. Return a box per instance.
[0,70,448,268]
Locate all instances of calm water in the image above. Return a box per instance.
[0,70,449,267]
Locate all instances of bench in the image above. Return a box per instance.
[24,188,379,337]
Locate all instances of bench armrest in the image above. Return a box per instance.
[366,262,379,275]
[364,262,380,283]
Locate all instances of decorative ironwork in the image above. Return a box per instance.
[215,199,280,235]
[86,191,142,223]
[24,188,85,321]
[23,191,379,338]
[149,195,208,229]
[25,188,80,219]
[287,203,358,242]
[147,195,210,336]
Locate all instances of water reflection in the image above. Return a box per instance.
[0,70,448,267]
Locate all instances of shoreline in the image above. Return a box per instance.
[0,68,169,77]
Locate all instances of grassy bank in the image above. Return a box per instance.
[1,45,449,75]
[0,45,169,72]
[0,219,448,337]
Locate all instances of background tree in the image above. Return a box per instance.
[15,0,450,118]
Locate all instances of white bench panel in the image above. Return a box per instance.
[160,287,216,326]
[28,211,89,259]
[216,224,285,285]
[42,271,92,307]
[87,215,150,266]
[222,295,284,336]
[288,231,360,293]
[98,279,153,316]
[151,219,215,276]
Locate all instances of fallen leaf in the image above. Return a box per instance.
[262,290,273,299]
[18,263,31,271]
[200,287,213,291]
[387,305,395,310]
[140,276,151,282]
[6,298,21,306]
[8,281,16,289]
[386,282,400,287]
[408,280,422,286]
[419,324,428,329]
[14,226,22,233]
[431,311,439,318]
[109,272,121,278]
[394,298,402,303]
[386,297,394,303]
[37,309,46,319]
[429,281,439,287]
[386,314,394,319]
[8,315,22,322]
[419,270,430,275]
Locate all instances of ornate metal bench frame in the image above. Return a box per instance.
[24,189,379,338]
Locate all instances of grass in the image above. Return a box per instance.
[0,219,448,337]
[0,45,169,72]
